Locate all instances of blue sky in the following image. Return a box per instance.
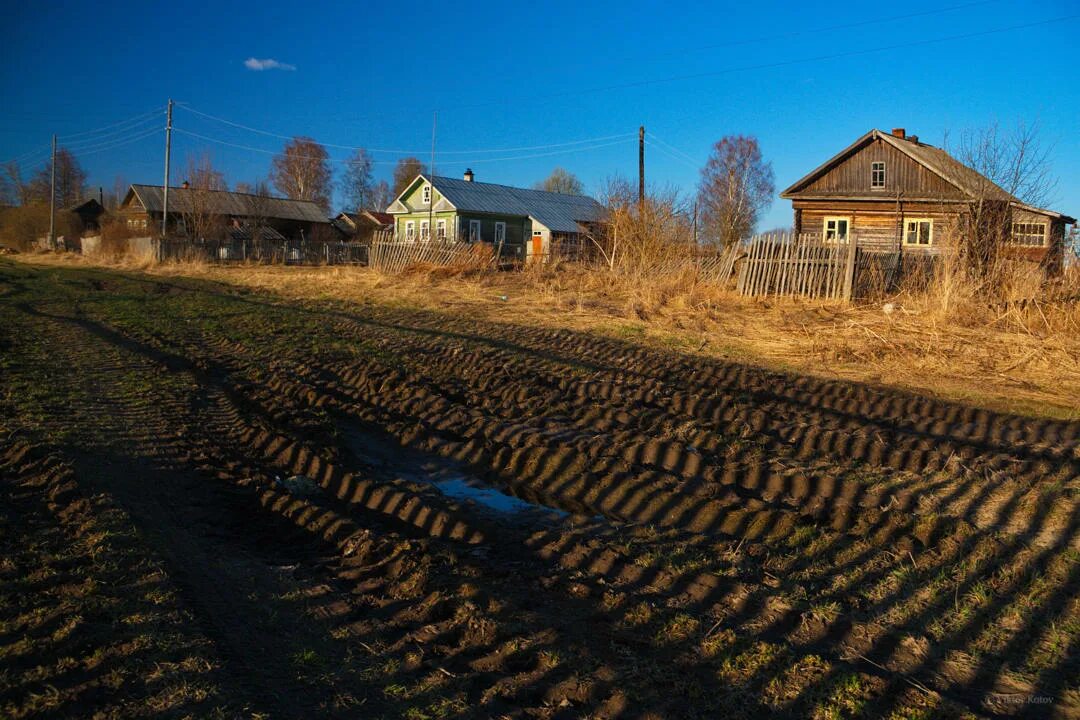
[1,0,1077,229]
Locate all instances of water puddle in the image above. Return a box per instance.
[343,423,572,523]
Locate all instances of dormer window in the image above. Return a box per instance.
[422,184,431,204]
[871,161,886,189]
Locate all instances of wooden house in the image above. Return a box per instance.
[386,170,607,261]
[332,210,394,242]
[780,128,1074,268]
[118,184,331,241]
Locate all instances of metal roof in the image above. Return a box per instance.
[128,184,328,223]
[422,176,606,233]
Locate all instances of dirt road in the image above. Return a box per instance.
[1,260,1077,719]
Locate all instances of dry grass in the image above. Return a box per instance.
[19,252,1080,419]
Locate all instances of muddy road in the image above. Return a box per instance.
[1,261,1077,719]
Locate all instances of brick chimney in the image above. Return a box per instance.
[891,128,906,140]
[463,168,474,182]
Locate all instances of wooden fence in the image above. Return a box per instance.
[156,238,368,266]
[737,232,856,300]
[367,239,499,273]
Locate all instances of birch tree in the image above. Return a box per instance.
[271,137,332,212]
[697,136,774,248]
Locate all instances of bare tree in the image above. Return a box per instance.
[370,180,391,211]
[342,148,375,211]
[534,167,584,195]
[241,180,275,246]
[391,157,427,197]
[271,137,332,212]
[28,149,88,207]
[181,153,227,241]
[697,135,774,248]
[110,174,128,210]
[947,122,1058,280]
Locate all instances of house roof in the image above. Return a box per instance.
[390,175,607,233]
[65,198,105,213]
[780,129,1075,223]
[126,184,328,223]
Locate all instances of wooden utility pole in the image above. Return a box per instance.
[48,134,56,250]
[638,125,645,209]
[429,110,436,241]
[162,99,173,239]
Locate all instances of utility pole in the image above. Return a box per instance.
[638,125,645,210]
[162,99,173,239]
[429,110,436,242]
[48,134,56,250]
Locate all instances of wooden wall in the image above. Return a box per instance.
[799,138,965,200]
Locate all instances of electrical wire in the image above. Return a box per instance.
[57,107,164,140]
[175,104,634,155]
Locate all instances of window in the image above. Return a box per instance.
[1010,222,1046,247]
[468,219,482,243]
[494,222,506,244]
[436,219,447,240]
[422,184,431,205]
[405,220,415,242]
[871,161,886,189]
[904,218,933,246]
[420,220,430,240]
[823,216,850,243]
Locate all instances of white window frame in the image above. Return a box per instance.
[494,221,506,244]
[436,218,447,240]
[421,184,431,205]
[405,220,416,242]
[903,218,934,246]
[823,216,850,243]
[1010,222,1047,247]
[468,219,481,243]
[419,219,430,241]
[871,161,886,190]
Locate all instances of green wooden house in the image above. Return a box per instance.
[386,170,606,261]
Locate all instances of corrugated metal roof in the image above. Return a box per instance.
[427,176,606,233]
[129,184,328,223]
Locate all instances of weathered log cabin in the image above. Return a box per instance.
[780,128,1074,268]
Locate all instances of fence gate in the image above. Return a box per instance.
[736,232,857,301]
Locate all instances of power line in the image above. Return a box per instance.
[74,127,163,156]
[646,139,698,170]
[172,127,634,167]
[56,107,164,140]
[647,134,699,168]
[442,14,1080,111]
[63,116,163,152]
[175,103,635,155]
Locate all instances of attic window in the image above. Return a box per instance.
[871,162,886,189]
[422,185,431,204]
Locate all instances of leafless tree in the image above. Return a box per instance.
[369,180,391,211]
[342,148,375,211]
[534,167,584,195]
[110,175,128,210]
[241,180,275,246]
[946,121,1058,280]
[271,137,332,212]
[697,135,774,248]
[0,162,23,206]
[180,153,227,241]
[28,149,88,207]
[391,157,427,197]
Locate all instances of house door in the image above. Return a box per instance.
[531,231,543,258]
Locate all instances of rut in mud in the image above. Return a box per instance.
[1,261,1077,719]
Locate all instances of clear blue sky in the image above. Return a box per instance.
[1,0,1077,229]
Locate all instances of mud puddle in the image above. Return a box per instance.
[342,422,583,524]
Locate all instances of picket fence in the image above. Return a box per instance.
[737,232,856,301]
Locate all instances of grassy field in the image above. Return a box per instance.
[1,258,1078,719]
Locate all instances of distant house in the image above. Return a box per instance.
[386,169,606,261]
[780,128,1075,268]
[66,198,106,233]
[332,210,394,242]
[118,183,331,241]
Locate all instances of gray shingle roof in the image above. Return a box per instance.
[129,184,328,223]
[427,176,606,233]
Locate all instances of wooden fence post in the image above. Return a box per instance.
[842,234,858,301]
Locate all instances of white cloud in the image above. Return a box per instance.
[244,57,296,72]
